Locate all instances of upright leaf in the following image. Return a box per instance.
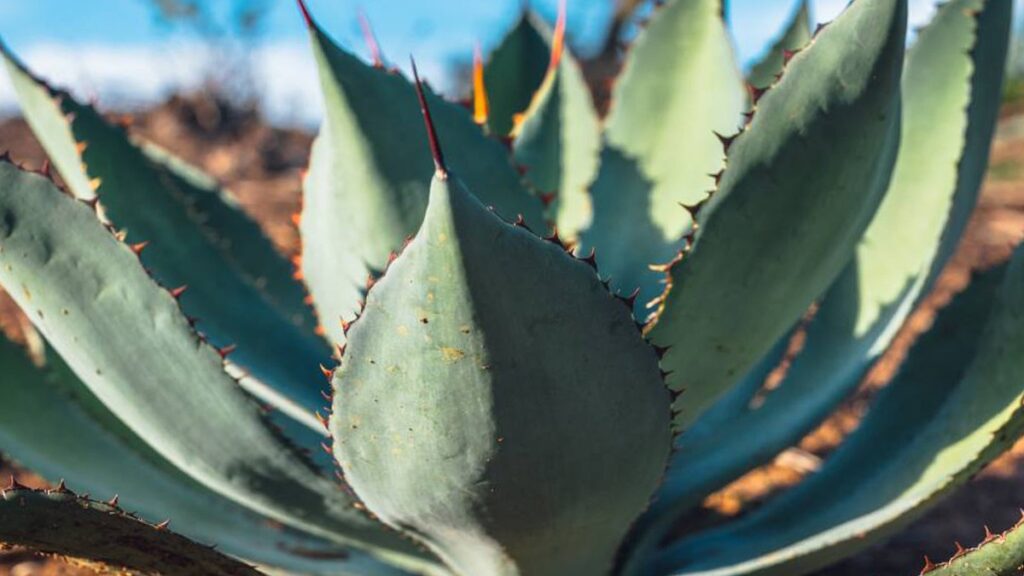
[581,0,745,310]
[512,13,601,240]
[300,8,545,346]
[648,0,907,429]
[482,13,552,136]
[637,0,1011,548]
[746,0,812,89]
[332,171,671,575]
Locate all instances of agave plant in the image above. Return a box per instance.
[0,0,1020,573]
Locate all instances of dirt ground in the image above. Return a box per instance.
[0,94,1023,575]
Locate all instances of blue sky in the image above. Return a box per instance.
[0,0,971,125]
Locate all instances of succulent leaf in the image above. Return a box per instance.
[331,172,672,576]
[634,0,1012,551]
[746,0,812,89]
[580,0,746,311]
[512,20,601,241]
[300,14,546,347]
[0,333,407,576]
[922,513,1024,576]
[0,488,261,576]
[0,46,333,442]
[653,242,1024,576]
[481,12,552,136]
[0,161,439,573]
[647,0,908,429]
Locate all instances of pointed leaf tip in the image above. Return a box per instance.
[296,0,313,27]
[357,9,383,67]
[550,0,567,70]
[410,56,447,177]
[472,43,490,125]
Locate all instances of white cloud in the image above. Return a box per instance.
[0,40,451,128]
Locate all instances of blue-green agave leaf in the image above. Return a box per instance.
[647,0,907,429]
[0,45,332,443]
[0,161,441,574]
[300,10,546,347]
[482,12,553,136]
[652,242,1024,576]
[580,0,746,311]
[0,488,261,576]
[636,0,1011,549]
[332,170,671,575]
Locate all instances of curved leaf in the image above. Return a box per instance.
[332,172,671,576]
[653,242,1024,576]
[647,0,907,429]
[637,0,1011,548]
[512,42,601,240]
[0,161,440,573]
[0,46,332,442]
[0,488,261,576]
[923,514,1024,576]
[0,333,406,576]
[300,14,546,347]
[580,0,745,310]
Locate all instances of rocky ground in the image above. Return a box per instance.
[0,94,1023,575]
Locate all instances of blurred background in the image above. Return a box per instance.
[1,0,1022,126]
[2,1,1024,575]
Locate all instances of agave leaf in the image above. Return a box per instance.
[0,46,332,441]
[482,12,552,136]
[0,488,261,576]
[746,0,812,89]
[647,0,907,429]
[0,332,407,576]
[331,170,671,576]
[923,514,1024,576]
[652,242,1024,576]
[580,0,745,311]
[512,34,601,240]
[300,12,546,346]
[632,0,1011,551]
[0,161,441,573]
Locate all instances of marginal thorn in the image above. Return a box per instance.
[169,285,188,299]
[782,48,799,65]
[335,343,346,359]
[320,442,333,455]
[40,159,52,178]
[814,22,830,36]
[340,317,353,334]
[217,344,237,359]
[130,241,149,255]
[6,475,27,491]
[919,556,936,575]
[513,214,533,232]
[746,83,767,104]
[315,411,330,431]
[580,248,598,270]
[713,131,737,153]
[319,363,334,381]
[107,495,119,507]
[55,479,68,493]
[410,56,447,177]
[155,519,171,530]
